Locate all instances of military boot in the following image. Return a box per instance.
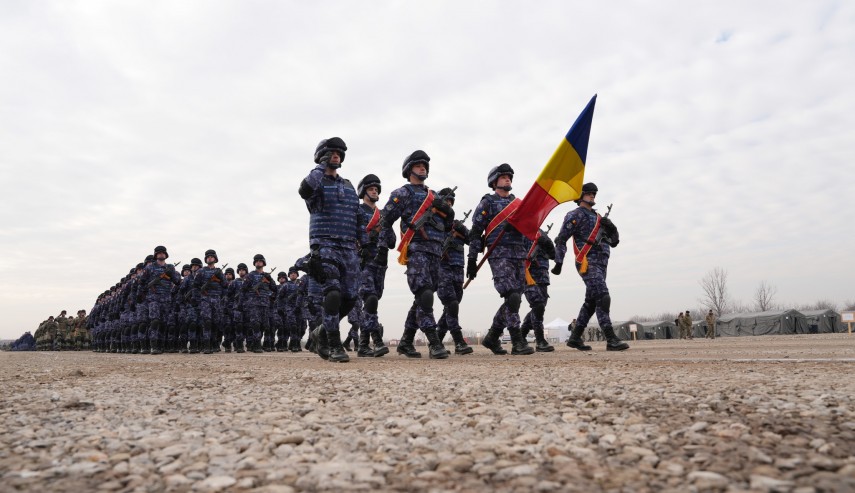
[313,327,330,360]
[534,327,555,352]
[481,326,508,355]
[423,327,449,359]
[451,329,473,355]
[188,340,200,354]
[327,330,350,363]
[342,334,353,352]
[519,316,532,340]
[251,339,264,354]
[202,339,213,355]
[131,340,140,354]
[371,331,389,357]
[602,326,630,351]
[509,326,535,355]
[235,340,246,353]
[150,339,163,355]
[436,318,448,345]
[356,331,374,358]
[396,327,422,358]
[566,325,592,351]
[289,336,303,353]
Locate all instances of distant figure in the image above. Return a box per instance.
[677,312,686,339]
[705,310,716,339]
[684,310,694,340]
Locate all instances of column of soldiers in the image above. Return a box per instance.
[33,310,90,351]
[68,137,631,360]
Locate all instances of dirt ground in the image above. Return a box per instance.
[2,334,854,492]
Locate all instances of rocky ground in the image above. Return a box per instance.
[2,334,855,492]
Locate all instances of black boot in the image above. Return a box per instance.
[327,330,350,363]
[150,340,163,355]
[289,336,302,353]
[423,327,449,359]
[313,327,330,360]
[131,340,140,354]
[602,326,629,351]
[235,340,245,353]
[396,327,422,358]
[357,331,374,358]
[342,334,353,352]
[450,329,473,355]
[520,316,532,340]
[371,331,389,357]
[188,340,200,354]
[202,339,213,354]
[534,327,555,352]
[251,339,264,354]
[482,326,508,355]
[509,326,535,355]
[566,325,592,351]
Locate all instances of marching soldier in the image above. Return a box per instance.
[554,183,629,351]
[138,246,182,354]
[241,254,276,353]
[520,228,556,352]
[436,188,474,355]
[466,164,534,356]
[378,151,454,359]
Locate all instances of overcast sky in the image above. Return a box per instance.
[1,1,853,340]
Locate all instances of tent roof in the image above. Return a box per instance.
[800,309,839,317]
[643,321,676,327]
[719,309,804,322]
[544,317,571,329]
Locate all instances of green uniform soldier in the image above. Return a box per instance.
[705,310,716,339]
[55,311,69,350]
[683,310,693,340]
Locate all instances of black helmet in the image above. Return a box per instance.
[128,268,135,275]
[237,262,249,272]
[182,264,191,273]
[438,187,456,202]
[144,254,155,264]
[357,174,381,198]
[288,265,299,275]
[190,258,203,267]
[204,249,218,263]
[401,150,430,179]
[135,262,144,271]
[277,271,287,280]
[314,137,347,166]
[575,182,598,205]
[224,267,235,276]
[153,245,169,259]
[253,254,267,266]
[487,163,514,189]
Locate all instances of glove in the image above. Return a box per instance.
[551,263,563,276]
[308,249,326,283]
[374,247,389,267]
[433,199,453,217]
[263,272,273,283]
[466,257,478,280]
[360,247,373,266]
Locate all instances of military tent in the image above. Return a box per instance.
[715,309,808,337]
[642,321,677,339]
[800,309,843,334]
[610,321,643,341]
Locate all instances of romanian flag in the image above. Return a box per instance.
[508,95,596,240]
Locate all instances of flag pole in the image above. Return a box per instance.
[463,230,506,289]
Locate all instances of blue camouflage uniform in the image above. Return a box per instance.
[437,220,468,340]
[226,276,246,351]
[194,266,226,350]
[178,273,202,348]
[520,230,556,350]
[554,206,612,330]
[358,202,395,337]
[241,270,277,349]
[300,163,366,336]
[139,262,182,351]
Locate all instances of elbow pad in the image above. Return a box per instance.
[298,179,314,199]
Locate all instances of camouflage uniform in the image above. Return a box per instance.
[705,311,716,339]
[241,267,277,353]
[520,230,556,352]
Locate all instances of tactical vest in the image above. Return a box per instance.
[309,177,359,241]
[197,267,224,298]
[483,194,526,248]
[401,184,446,244]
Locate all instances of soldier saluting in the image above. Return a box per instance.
[553,182,628,351]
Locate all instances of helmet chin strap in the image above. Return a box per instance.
[580,198,596,207]
[410,171,428,181]
[497,185,512,192]
[365,195,378,203]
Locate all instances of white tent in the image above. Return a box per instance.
[545,317,572,341]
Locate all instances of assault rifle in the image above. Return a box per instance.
[593,204,614,246]
[253,268,277,296]
[409,186,457,240]
[172,261,181,267]
[441,208,472,260]
[527,223,554,264]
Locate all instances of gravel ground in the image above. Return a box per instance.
[2,334,855,492]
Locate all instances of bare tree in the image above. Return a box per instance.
[798,299,839,311]
[698,267,729,317]
[843,300,855,311]
[754,280,778,312]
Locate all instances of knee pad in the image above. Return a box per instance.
[416,288,434,311]
[447,301,459,318]
[532,303,546,319]
[598,293,611,313]
[323,290,341,316]
[364,295,379,314]
[505,292,522,312]
[339,297,356,319]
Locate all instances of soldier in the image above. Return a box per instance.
[45,316,58,350]
[435,188,474,355]
[227,263,249,353]
[705,309,716,339]
[138,246,182,354]
[520,228,556,352]
[298,137,367,363]
[553,182,629,351]
[179,258,204,353]
[355,173,394,357]
[284,266,303,352]
[684,310,694,340]
[133,255,155,353]
[377,151,454,359]
[221,267,236,352]
[55,310,69,350]
[193,249,226,353]
[75,309,89,350]
[241,254,276,353]
[466,164,534,356]
[274,271,290,351]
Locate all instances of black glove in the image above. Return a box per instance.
[360,247,373,266]
[551,263,563,276]
[374,247,389,267]
[466,257,478,280]
[433,199,453,217]
[308,249,325,283]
